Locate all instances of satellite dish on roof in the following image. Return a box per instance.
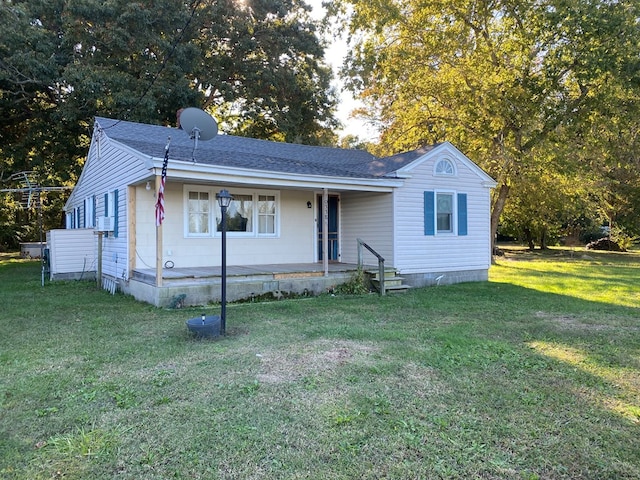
[179,107,218,162]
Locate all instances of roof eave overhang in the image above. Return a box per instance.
[148,157,403,192]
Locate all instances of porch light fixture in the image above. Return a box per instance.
[307,201,312,209]
[216,189,233,335]
[145,181,151,191]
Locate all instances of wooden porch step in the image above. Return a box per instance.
[384,284,412,293]
[371,276,406,288]
[365,267,411,294]
[365,268,400,280]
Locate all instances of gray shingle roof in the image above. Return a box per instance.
[96,117,436,179]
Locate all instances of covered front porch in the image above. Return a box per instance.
[125,262,366,307]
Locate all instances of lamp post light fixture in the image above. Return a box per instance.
[216,189,233,335]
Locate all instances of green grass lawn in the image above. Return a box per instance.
[1,249,639,479]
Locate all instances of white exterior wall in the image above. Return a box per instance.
[65,135,150,281]
[394,149,493,275]
[340,191,394,266]
[135,186,316,269]
[47,229,97,276]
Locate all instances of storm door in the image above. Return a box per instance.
[317,195,339,261]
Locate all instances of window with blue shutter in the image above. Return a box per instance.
[424,191,468,236]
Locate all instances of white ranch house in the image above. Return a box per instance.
[58,116,496,306]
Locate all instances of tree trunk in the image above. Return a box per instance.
[524,227,535,250]
[490,183,510,260]
[540,227,548,250]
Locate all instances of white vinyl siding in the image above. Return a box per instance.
[47,229,96,277]
[394,146,493,275]
[340,191,394,265]
[64,127,149,281]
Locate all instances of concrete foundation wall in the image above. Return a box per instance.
[117,268,488,308]
[121,272,355,307]
[401,268,488,288]
[50,272,97,281]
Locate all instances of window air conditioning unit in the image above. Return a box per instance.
[96,216,113,232]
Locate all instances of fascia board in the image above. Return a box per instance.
[148,158,403,192]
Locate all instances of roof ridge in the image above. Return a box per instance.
[95,116,374,158]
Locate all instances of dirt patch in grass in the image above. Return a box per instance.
[255,339,379,384]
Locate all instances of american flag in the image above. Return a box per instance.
[155,139,170,226]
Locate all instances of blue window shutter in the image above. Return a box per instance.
[424,191,435,236]
[93,195,97,226]
[458,193,468,236]
[113,189,119,238]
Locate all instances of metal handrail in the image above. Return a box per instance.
[357,238,386,296]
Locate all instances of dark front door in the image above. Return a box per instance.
[318,195,339,261]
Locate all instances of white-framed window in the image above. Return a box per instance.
[258,194,276,235]
[184,186,279,237]
[436,192,454,233]
[103,189,119,237]
[424,191,467,236]
[106,190,115,218]
[218,193,253,234]
[434,158,456,176]
[187,191,210,235]
[84,196,95,228]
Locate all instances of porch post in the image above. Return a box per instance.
[323,188,329,276]
[127,185,136,279]
[155,174,163,287]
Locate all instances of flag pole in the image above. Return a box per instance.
[155,173,163,287]
[155,137,170,288]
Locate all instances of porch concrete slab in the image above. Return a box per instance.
[132,263,364,283]
[124,263,366,307]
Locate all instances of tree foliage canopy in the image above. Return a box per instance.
[0,0,337,246]
[329,0,640,245]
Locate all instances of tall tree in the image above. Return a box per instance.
[329,0,640,246]
[0,0,337,247]
[195,0,339,143]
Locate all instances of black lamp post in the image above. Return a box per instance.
[216,189,233,335]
